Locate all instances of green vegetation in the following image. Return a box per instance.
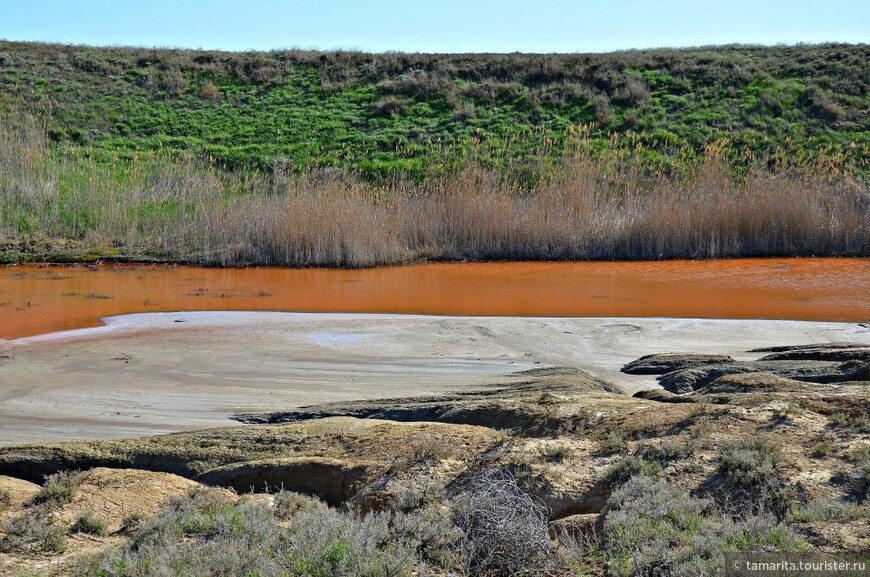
[31,471,80,507]
[0,506,67,554]
[1,41,869,266]
[603,476,804,577]
[718,435,797,519]
[1,41,868,177]
[69,512,107,537]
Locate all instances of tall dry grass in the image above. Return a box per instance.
[1,113,868,267]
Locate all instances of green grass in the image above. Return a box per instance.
[1,41,868,179]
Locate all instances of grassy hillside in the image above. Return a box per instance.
[1,41,868,177]
[1,41,869,266]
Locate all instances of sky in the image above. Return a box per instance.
[1,0,868,54]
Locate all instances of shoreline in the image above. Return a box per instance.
[1,311,868,446]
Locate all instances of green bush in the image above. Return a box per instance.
[603,456,662,488]
[0,506,67,554]
[271,490,326,521]
[789,498,869,523]
[119,511,144,534]
[32,470,81,506]
[603,476,805,577]
[718,435,797,518]
[70,511,107,536]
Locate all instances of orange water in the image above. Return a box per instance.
[0,258,868,339]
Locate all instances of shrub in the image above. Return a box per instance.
[0,487,10,510]
[848,447,870,500]
[272,490,326,521]
[79,486,421,577]
[789,498,869,523]
[0,506,67,554]
[453,469,551,576]
[119,511,144,534]
[288,506,413,577]
[637,437,698,464]
[539,443,571,463]
[32,470,80,506]
[70,511,107,536]
[603,476,804,577]
[603,475,713,577]
[198,82,220,102]
[391,504,462,569]
[372,96,406,118]
[597,430,627,454]
[718,435,797,518]
[809,441,833,458]
[603,456,662,488]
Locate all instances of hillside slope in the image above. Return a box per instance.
[1,41,868,175]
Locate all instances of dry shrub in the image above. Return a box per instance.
[453,469,551,576]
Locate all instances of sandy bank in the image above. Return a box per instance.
[1,312,868,445]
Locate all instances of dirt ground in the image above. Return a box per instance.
[1,312,868,445]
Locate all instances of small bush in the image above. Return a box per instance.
[828,411,870,431]
[119,511,144,534]
[539,443,571,463]
[718,435,796,518]
[391,504,462,569]
[848,447,870,500]
[453,469,551,576]
[411,436,455,462]
[0,506,67,554]
[33,470,80,506]
[637,437,698,464]
[70,511,107,536]
[789,498,869,523]
[603,455,662,488]
[603,475,713,577]
[80,486,422,577]
[597,430,627,454]
[272,490,325,521]
[603,476,804,577]
[0,487,10,510]
[198,82,220,102]
[372,96,406,118]
[809,441,833,458]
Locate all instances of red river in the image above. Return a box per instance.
[0,258,868,339]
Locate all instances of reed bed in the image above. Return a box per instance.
[1,114,868,267]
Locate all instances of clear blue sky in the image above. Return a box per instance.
[2,0,868,53]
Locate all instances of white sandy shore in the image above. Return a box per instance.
[1,312,868,445]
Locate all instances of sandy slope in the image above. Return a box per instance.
[1,312,868,445]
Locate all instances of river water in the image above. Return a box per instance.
[0,258,868,339]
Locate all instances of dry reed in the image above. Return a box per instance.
[1,113,867,267]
